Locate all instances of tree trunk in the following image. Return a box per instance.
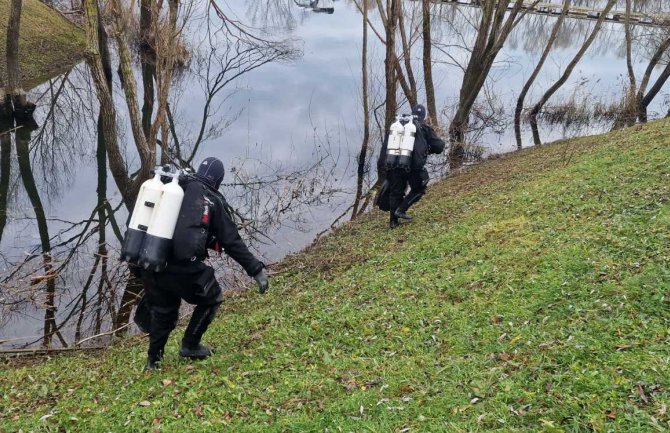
[377,0,399,181]
[529,0,615,145]
[140,0,156,139]
[636,36,670,123]
[639,62,670,121]
[380,0,398,135]
[6,0,22,94]
[514,0,570,149]
[619,0,637,127]
[6,0,28,112]
[397,7,417,107]
[109,0,154,179]
[422,0,437,127]
[84,0,137,209]
[352,0,370,219]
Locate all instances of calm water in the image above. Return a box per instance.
[0,0,668,347]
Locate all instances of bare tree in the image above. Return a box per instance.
[529,0,616,145]
[448,0,531,162]
[514,0,571,149]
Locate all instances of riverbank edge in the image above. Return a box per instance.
[0,0,85,90]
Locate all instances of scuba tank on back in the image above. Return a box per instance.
[120,172,164,264]
[385,117,404,168]
[385,113,416,170]
[138,175,185,271]
[120,166,186,272]
[398,118,416,170]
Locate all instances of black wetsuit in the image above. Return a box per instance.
[142,177,263,362]
[379,121,445,224]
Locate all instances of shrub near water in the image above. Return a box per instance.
[1,120,669,432]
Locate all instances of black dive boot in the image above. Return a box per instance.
[394,209,412,220]
[144,351,163,372]
[179,342,212,360]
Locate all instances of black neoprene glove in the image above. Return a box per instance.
[254,269,269,294]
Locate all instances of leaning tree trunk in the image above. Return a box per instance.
[638,62,670,122]
[514,0,570,149]
[636,36,670,123]
[529,0,615,145]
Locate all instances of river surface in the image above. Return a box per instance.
[0,0,668,348]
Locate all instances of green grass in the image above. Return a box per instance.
[0,0,85,89]
[1,120,669,432]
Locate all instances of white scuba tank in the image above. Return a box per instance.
[120,172,164,264]
[139,175,185,271]
[398,118,416,169]
[385,117,404,168]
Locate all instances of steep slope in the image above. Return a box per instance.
[1,120,669,432]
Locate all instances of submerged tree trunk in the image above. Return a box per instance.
[422,0,437,127]
[529,0,615,145]
[514,0,570,149]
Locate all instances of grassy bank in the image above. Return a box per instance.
[0,0,85,89]
[1,120,669,432]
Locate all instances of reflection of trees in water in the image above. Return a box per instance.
[0,1,326,349]
[25,68,97,201]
